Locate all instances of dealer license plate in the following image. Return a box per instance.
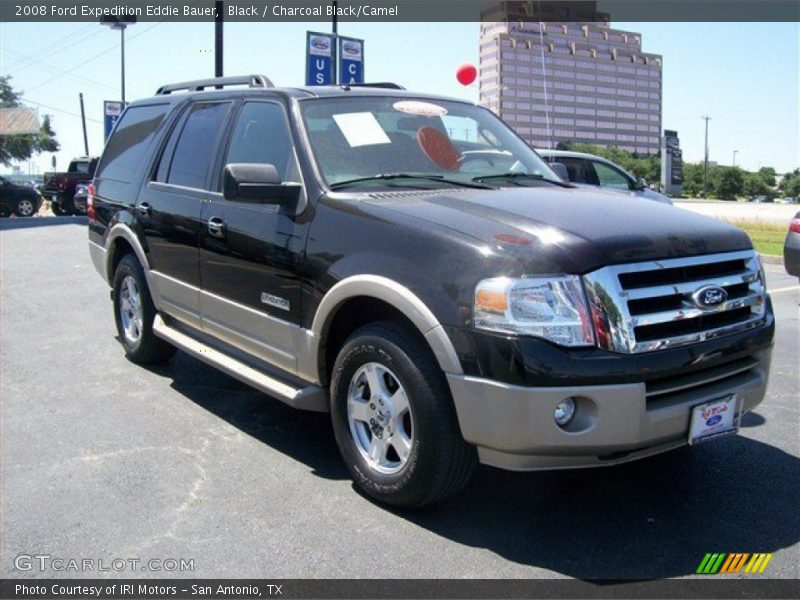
[688,395,739,445]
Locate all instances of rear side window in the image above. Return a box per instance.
[95,104,168,183]
[166,102,231,190]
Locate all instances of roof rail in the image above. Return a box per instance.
[156,74,274,95]
[342,82,406,90]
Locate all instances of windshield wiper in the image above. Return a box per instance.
[329,173,494,191]
[472,172,572,188]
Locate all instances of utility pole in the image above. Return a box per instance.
[215,1,223,78]
[78,93,89,156]
[702,115,711,197]
[331,1,338,84]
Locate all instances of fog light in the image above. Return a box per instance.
[554,397,576,427]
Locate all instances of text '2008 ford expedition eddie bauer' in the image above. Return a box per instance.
[88,75,774,507]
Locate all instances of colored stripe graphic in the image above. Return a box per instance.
[744,553,773,574]
[720,553,750,573]
[697,553,726,574]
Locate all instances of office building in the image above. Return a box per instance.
[479,1,663,155]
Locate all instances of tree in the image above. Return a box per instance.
[0,76,60,166]
[743,172,770,199]
[780,169,800,200]
[682,163,705,197]
[711,167,744,200]
[757,166,777,187]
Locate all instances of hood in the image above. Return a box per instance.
[363,186,752,274]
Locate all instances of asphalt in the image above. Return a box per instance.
[1,217,798,581]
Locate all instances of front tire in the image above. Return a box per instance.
[330,321,476,507]
[15,197,36,217]
[113,254,176,364]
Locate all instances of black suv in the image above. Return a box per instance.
[89,75,774,507]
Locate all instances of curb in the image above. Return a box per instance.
[759,254,783,265]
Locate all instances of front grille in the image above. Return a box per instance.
[583,250,767,353]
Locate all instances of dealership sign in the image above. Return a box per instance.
[338,36,364,85]
[305,31,336,86]
[103,101,124,141]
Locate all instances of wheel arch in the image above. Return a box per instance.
[104,223,152,287]
[305,275,463,386]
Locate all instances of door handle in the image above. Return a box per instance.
[207,216,226,238]
[136,202,151,217]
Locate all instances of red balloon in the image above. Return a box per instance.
[456,63,477,86]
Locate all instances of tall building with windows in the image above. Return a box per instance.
[479,1,663,156]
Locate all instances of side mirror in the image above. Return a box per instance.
[633,177,647,191]
[222,163,301,205]
[549,161,570,182]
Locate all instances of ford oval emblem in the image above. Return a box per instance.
[692,285,728,309]
[706,415,723,427]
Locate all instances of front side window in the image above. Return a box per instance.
[224,102,294,182]
[299,96,561,190]
[592,161,632,190]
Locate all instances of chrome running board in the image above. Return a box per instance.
[152,315,328,412]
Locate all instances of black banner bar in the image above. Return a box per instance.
[2,0,800,23]
[2,579,800,600]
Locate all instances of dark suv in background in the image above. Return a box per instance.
[0,176,43,217]
[88,75,774,507]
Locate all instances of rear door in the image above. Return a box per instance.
[198,100,308,374]
[137,100,234,329]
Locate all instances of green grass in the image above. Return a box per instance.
[724,219,785,256]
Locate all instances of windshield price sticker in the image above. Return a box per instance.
[332,112,392,148]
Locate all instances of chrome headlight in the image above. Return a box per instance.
[474,276,595,347]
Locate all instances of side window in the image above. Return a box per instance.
[166,102,231,190]
[592,161,631,190]
[95,104,168,183]
[224,102,293,181]
[558,157,598,185]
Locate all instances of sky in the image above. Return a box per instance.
[1,19,798,175]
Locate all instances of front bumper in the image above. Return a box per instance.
[446,348,771,471]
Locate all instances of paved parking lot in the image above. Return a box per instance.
[1,218,798,580]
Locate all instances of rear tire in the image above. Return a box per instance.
[50,201,64,216]
[330,321,476,507]
[113,254,176,364]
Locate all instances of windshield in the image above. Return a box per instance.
[299,96,561,190]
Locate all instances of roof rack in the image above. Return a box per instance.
[156,74,274,95]
[341,82,406,90]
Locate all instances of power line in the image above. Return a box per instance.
[3,23,98,67]
[22,21,164,95]
[2,48,120,94]
[20,97,104,124]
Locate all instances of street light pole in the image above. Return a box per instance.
[702,115,711,197]
[101,17,136,104]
